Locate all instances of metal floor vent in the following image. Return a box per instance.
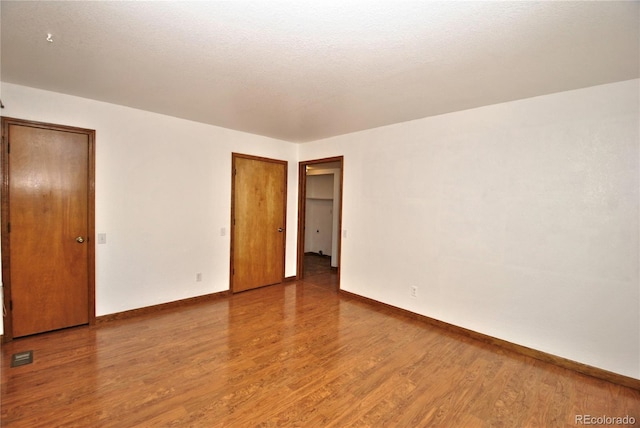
[11,351,33,367]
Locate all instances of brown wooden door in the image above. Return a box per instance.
[2,118,95,338]
[231,154,286,293]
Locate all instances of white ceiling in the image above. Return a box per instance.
[1,1,638,143]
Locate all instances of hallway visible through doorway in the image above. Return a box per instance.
[302,253,338,290]
[296,156,343,288]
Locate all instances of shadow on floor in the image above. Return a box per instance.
[302,253,339,291]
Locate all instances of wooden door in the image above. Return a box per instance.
[2,118,95,339]
[231,154,286,293]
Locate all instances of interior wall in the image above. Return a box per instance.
[305,198,333,255]
[0,82,299,335]
[306,168,342,267]
[299,79,640,379]
[305,174,334,255]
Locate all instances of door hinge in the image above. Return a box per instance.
[9,300,12,311]
[7,223,10,233]
[7,142,9,154]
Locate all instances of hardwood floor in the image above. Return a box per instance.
[303,253,339,290]
[2,279,639,427]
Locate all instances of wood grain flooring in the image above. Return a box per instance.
[303,253,338,291]
[303,253,332,275]
[2,276,639,427]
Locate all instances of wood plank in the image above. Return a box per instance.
[340,288,640,391]
[2,277,639,427]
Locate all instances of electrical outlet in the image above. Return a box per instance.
[196,273,202,282]
[411,286,417,298]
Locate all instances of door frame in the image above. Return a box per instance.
[296,156,343,283]
[1,117,96,341]
[230,152,288,293]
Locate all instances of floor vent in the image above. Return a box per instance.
[11,351,33,367]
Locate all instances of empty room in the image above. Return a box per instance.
[1,1,639,426]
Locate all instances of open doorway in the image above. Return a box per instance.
[297,157,343,290]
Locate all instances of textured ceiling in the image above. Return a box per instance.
[1,1,638,143]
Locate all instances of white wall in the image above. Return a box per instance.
[299,79,640,379]
[0,82,299,335]
[305,198,333,255]
[305,174,334,255]
[306,168,342,267]
[306,173,335,200]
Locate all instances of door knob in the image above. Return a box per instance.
[278,228,284,232]
[76,236,85,243]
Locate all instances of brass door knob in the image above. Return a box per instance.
[76,236,85,243]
